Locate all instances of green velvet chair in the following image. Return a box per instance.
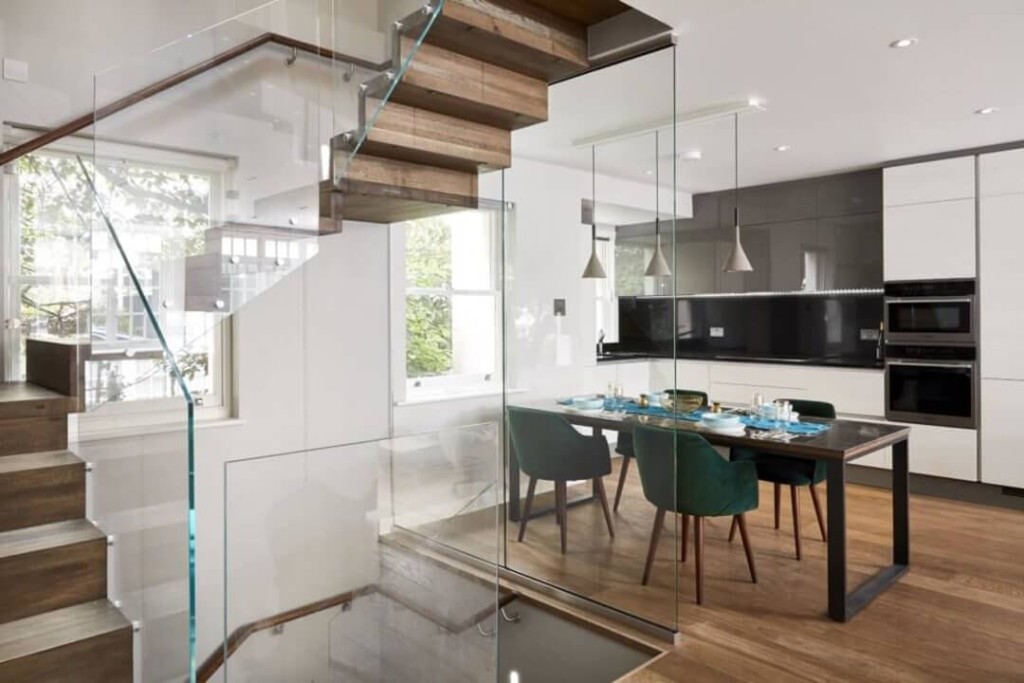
[507,407,614,554]
[633,426,758,604]
[613,390,708,513]
[728,399,835,560]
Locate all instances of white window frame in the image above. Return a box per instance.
[2,129,235,435]
[390,210,503,405]
[593,226,619,344]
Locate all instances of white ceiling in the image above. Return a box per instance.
[512,0,1024,194]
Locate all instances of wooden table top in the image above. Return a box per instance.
[521,403,911,463]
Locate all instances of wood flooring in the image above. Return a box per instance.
[426,458,1024,682]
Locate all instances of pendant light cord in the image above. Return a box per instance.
[591,145,597,244]
[734,113,739,227]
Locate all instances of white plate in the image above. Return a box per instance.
[700,424,747,436]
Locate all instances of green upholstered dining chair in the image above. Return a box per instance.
[613,390,708,513]
[728,399,835,560]
[633,426,758,604]
[507,407,614,554]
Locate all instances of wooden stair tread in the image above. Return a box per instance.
[0,600,128,664]
[392,37,548,131]
[427,0,589,82]
[0,519,102,560]
[0,382,66,404]
[0,450,81,474]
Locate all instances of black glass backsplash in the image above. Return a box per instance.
[618,294,884,367]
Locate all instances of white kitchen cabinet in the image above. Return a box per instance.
[979,148,1024,197]
[883,157,975,207]
[883,199,976,281]
[979,193,1024,380]
[981,378,1024,488]
[903,424,977,481]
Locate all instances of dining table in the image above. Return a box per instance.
[507,400,912,623]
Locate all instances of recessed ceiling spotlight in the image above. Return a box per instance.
[644,170,654,175]
[774,145,791,152]
[975,106,999,115]
[681,150,703,161]
[889,37,918,49]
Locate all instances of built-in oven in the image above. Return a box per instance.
[884,279,976,346]
[885,344,977,429]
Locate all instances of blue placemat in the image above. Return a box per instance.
[740,416,831,436]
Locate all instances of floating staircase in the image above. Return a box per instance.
[0,373,131,681]
[324,0,634,226]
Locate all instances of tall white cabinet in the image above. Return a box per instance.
[979,149,1024,488]
[883,157,977,282]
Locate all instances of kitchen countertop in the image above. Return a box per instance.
[596,351,884,370]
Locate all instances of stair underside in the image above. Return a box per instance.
[0,600,131,683]
[426,0,589,81]
[347,99,511,173]
[391,37,548,131]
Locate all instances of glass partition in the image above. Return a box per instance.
[501,45,682,635]
[222,424,500,682]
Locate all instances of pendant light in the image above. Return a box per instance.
[644,130,672,277]
[723,113,753,273]
[582,145,607,279]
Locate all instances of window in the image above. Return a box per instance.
[398,210,500,401]
[593,229,618,343]
[4,142,232,428]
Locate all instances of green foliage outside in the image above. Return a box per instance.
[405,218,453,378]
[616,242,648,296]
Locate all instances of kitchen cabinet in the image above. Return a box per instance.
[883,157,975,207]
[979,148,1024,197]
[817,214,884,289]
[883,199,976,281]
[981,378,1024,488]
[979,192,1024,380]
[885,424,977,481]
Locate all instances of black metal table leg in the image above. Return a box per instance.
[827,437,911,622]
[826,459,848,622]
[893,438,910,566]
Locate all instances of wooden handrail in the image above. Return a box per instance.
[0,32,384,169]
[195,585,377,683]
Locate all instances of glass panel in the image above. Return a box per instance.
[501,45,680,633]
[222,424,500,682]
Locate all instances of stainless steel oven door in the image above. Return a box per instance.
[885,358,977,428]
[884,297,975,346]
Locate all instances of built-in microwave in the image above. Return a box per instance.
[885,345,977,429]
[884,279,975,346]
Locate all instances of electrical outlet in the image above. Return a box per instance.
[553,299,566,317]
[2,58,29,83]
[860,328,880,341]
[709,327,725,338]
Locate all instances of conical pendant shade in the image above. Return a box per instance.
[723,223,753,272]
[582,242,607,279]
[645,239,672,277]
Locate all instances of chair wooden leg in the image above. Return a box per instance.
[694,516,705,605]
[728,516,738,543]
[790,484,802,560]
[736,514,757,584]
[594,477,615,538]
[517,477,537,542]
[642,508,666,586]
[613,455,631,513]
[681,514,689,562]
[774,483,781,529]
[556,481,568,554]
[809,483,828,542]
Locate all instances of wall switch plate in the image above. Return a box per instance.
[2,58,29,83]
[860,328,880,341]
[710,326,725,338]
[553,299,566,317]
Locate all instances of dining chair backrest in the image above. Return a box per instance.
[507,407,610,481]
[783,399,836,420]
[633,426,756,517]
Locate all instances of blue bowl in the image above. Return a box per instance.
[570,397,605,411]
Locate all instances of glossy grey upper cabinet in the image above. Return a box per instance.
[817,170,882,217]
